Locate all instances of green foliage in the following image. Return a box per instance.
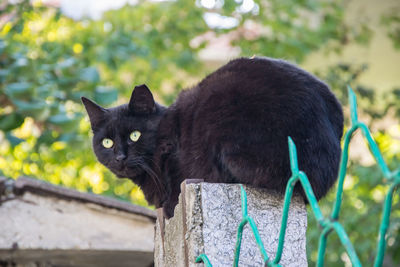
[0,0,357,202]
[310,62,400,266]
[381,10,400,50]
[0,0,399,265]
[307,133,400,265]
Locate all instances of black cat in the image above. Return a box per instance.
[82,57,343,218]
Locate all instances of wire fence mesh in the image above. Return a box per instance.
[195,86,400,267]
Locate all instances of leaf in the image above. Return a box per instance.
[48,113,82,132]
[0,113,25,131]
[36,84,54,98]
[94,86,118,105]
[5,82,32,97]
[5,133,24,147]
[0,39,6,54]
[58,133,76,142]
[36,130,54,146]
[49,102,61,116]
[14,57,29,67]
[80,67,100,83]
[70,91,86,102]
[0,69,10,81]
[57,57,76,69]
[13,99,50,121]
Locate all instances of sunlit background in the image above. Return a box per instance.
[0,0,399,265]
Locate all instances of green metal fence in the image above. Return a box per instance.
[195,86,400,267]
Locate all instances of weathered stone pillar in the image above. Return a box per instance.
[154,180,307,267]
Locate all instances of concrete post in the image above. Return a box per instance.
[154,180,308,267]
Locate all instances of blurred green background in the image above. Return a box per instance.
[0,0,399,265]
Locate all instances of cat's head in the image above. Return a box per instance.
[81,84,166,183]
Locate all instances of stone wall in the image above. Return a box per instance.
[155,181,308,267]
[0,177,156,267]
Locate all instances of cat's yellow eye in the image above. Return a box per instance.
[130,130,141,142]
[102,138,114,148]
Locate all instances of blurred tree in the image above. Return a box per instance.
[0,0,363,203]
[0,0,398,266]
[306,60,400,265]
[382,8,400,50]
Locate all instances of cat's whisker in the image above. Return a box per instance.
[143,156,162,175]
[140,162,166,195]
[125,156,165,195]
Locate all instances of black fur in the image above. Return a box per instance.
[82,57,344,218]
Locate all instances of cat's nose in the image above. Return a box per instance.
[115,153,127,161]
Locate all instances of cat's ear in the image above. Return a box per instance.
[81,97,108,129]
[129,84,156,114]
